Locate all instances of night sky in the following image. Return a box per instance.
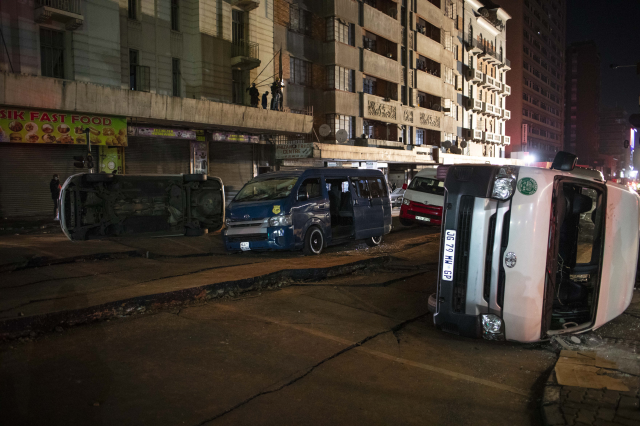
[566,0,640,115]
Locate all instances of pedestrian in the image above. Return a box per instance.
[262,91,269,110]
[246,83,260,108]
[391,182,397,191]
[50,174,61,220]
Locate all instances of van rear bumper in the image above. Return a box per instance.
[400,201,442,225]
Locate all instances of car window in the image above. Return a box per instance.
[354,178,371,198]
[368,178,386,198]
[299,178,322,199]
[407,177,444,196]
[575,188,597,264]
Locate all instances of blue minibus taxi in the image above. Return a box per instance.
[222,169,392,255]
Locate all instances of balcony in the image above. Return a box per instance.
[468,98,482,111]
[468,38,484,55]
[363,49,401,84]
[473,130,483,141]
[481,102,495,115]
[502,109,511,120]
[466,68,482,83]
[500,58,511,70]
[363,3,401,44]
[482,132,496,143]
[493,80,502,91]
[494,106,502,117]
[502,84,511,95]
[35,0,84,30]
[223,0,260,11]
[231,40,261,70]
[503,135,511,145]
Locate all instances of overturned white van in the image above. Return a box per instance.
[433,152,640,343]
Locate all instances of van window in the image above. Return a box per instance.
[368,178,386,198]
[354,178,371,198]
[235,177,299,202]
[408,177,444,196]
[299,178,322,199]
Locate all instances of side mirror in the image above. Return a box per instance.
[551,151,578,171]
[402,183,408,190]
[298,191,308,202]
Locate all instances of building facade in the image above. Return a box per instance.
[598,107,634,179]
[501,0,566,163]
[564,41,601,168]
[0,0,312,217]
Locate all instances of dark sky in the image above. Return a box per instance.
[566,0,640,114]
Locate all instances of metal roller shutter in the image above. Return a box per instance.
[125,137,190,175]
[0,144,98,218]
[209,142,254,201]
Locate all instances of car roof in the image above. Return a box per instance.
[252,168,384,181]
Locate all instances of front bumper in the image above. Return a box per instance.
[222,226,295,251]
[400,201,443,225]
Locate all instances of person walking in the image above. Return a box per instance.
[50,174,61,220]
[262,91,269,110]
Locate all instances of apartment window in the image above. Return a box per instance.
[327,114,355,139]
[265,0,273,20]
[290,5,312,36]
[416,54,440,77]
[128,0,137,20]
[427,0,440,8]
[416,17,440,43]
[363,75,377,95]
[129,49,150,92]
[232,10,245,44]
[417,91,441,111]
[171,0,179,31]
[289,57,312,86]
[326,18,354,46]
[443,66,454,86]
[232,70,244,104]
[327,66,355,92]
[416,128,440,145]
[172,58,180,97]
[363,32,377,51]
[40,28,64,79]
[401,85,407,105]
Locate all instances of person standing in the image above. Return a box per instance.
[262,91,269,109]
[50,174,61,220]
[247,83,260,107]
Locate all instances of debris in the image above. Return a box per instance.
[229,291,235,297]
[570,336,581,344]
[54,326,64,333]
[93,402,100,407]
[18,312,24,316]
[554,350,629,391]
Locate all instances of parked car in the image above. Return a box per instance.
[389,187,405,207]
[399,168,444,226]
[223,169,392,255]
[60,173,224,241]
[432,152,640,343]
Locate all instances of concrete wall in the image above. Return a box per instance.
[415,33,453,69]
[0,73,313,134]
[314,143,435,164]
[415,0,444,28]
[362,4,401,44]
[363,49,400,83]
[416,70,443,97]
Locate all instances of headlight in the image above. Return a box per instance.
[269,214,292,227]
[402,198,411,206]
[481,314,504,340]
[492,177,515,200]
[225,218,231,226]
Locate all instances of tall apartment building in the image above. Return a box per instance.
[564,41,601,168]
[0,0,312,218]
[273,0,518,187]
[500,0,566,163]
[598,107,634,179]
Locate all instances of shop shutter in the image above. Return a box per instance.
[209,142,254,202]
[124,137,190,175]
[0,144,98,218]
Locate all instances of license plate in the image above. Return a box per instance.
[442,230,456,281]
[416,216,431,222]
[240,242,250,251]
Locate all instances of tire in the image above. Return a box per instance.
[303,226,324,255]
[365,235,383,247]
[183,174,207,183]
[85,173,114,183]
[428,293,437,314]
[184,227,205,237]
[399,218,413,227]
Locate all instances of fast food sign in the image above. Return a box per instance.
[0,107,127,146]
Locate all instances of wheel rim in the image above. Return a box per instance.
[372,236,382,245]
[310,229,323,253]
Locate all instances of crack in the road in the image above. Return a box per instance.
[194,313,429,426]
[623,312,640,320]
[290,270,434,289]
[1,266,144,289]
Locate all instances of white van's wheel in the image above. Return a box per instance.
[428,293,437,314]
[365,235,383,247]
[303,227,324,255]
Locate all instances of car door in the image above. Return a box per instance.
[292,176,328,241]
[350,176,384,239]
[369,177,391,232]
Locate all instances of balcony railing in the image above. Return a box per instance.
[36,0,81,14]
[467,38,510,67]
[232,40,259,60]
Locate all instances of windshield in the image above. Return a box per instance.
[408,177,444,196]
[234,177,299,202]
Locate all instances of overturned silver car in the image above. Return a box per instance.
[60,173,224,241]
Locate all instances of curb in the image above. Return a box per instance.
[0,256,388,341]
[540,369,563,426]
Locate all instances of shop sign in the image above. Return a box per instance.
[99,146,124,174]
[210,132,259,143]
[0,107,127,146]
[128,126,196,139]
[276,142,314,159]
[190,141,208,175]
[327,162,338,167]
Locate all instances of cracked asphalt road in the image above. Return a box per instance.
[0,231,560,426]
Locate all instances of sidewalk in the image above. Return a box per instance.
[542,290,640,425]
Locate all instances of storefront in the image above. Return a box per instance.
[125,127,203,175]
[0,106,126,217]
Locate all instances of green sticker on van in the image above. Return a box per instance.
[517,177,538,195]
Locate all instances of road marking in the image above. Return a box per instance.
[216,304,529,397]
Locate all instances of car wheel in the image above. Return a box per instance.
[399,218,413,227]
[303,226,324,255]
[184,227,205,237]
[365,235,383,247]
[85,173,114,183]
[183,174,207,183]
[428,293,437,314]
